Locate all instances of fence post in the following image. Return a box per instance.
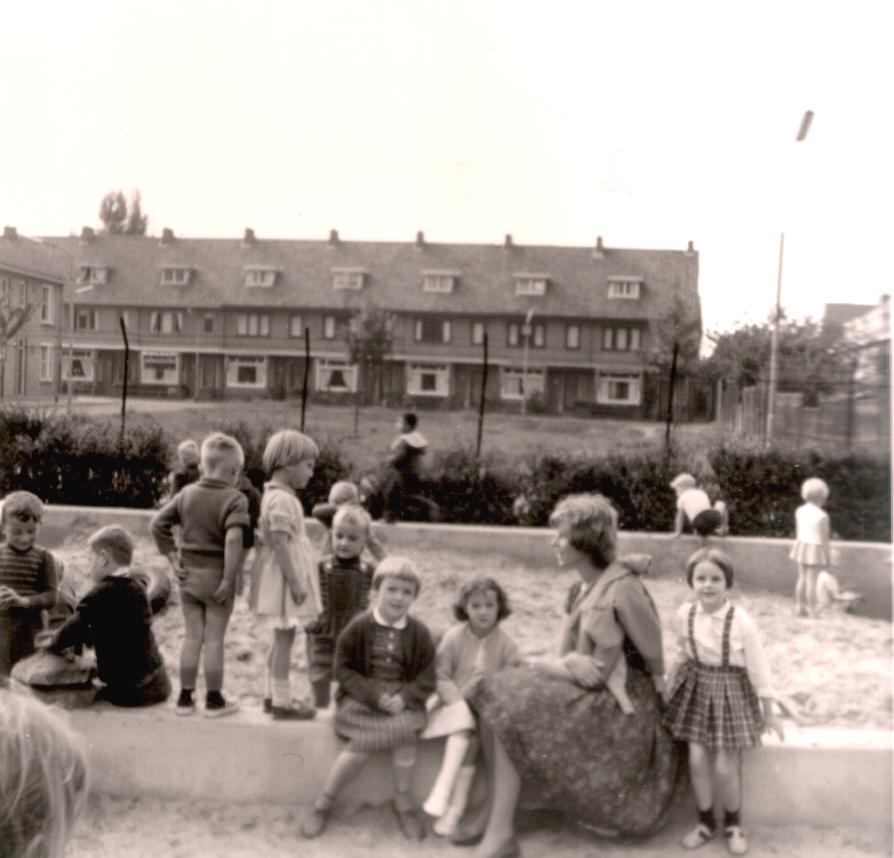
[300,327,310,432]
[476,332,489,458]
[119,316,129,448]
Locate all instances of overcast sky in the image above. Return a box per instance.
[1,1,891,336]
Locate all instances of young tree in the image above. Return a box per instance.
[98,191,128,235]
[124,190,148,235]
[0,296,33,399]
[345,304,395,434]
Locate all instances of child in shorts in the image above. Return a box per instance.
[151,432,250,717]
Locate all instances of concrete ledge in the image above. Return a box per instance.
[42,505,893,619]
[67,705,891,827]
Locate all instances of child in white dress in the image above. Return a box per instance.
[250,429,321,719]
[790,477,831,618]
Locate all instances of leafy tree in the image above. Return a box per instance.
[98,189,148,235]
[124,190,148,235]
[345,304,395,433]
[649,294,703,373]
[0,295,34,399]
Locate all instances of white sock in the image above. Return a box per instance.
[272,678,291,708]
[434,765,476,837]
[424,732,470,818]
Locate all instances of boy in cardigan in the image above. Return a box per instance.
[302,556,436,841]
[0,492,58,678]
[47,525,170,706]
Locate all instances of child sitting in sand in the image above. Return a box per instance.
[301,557,436,842]
[0,491,59,678]
[46,525,171,707]
[816,569,862,615]
[306,504,378,709]
[422,576,522,837]
[312,480,387,561]
[0,686,89,858]
[670,474,728,541]
[151,432,250,717]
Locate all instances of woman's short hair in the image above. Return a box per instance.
[549,493,618,569]
[372,556,421,596]
[332,503,371,534]
[88,524,134,567]
[200,433,245,471]
[453,576,512,622]
[801,477,830,504]
[262,429,318,475]
[328,480,360,506]
[1,491,44,524]
[686,547,735,589]
[0,687,89,858]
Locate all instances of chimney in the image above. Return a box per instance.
[160,227,175,245]
[686,240,696,255]
[415,230,425,249]
[79,226,95,243]
[243,228,256,245]
[592,235,605,259]
[328,228,340,246]
[503,233,513,250]
[3,226,17,240]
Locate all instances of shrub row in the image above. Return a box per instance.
[0,410,888,541]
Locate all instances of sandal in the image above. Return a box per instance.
[680,822,716,849]
[724,825,748,855]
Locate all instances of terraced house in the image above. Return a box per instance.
[45,228,703,417]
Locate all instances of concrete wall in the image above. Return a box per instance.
[40,506,893,619]
[66,705,891,827]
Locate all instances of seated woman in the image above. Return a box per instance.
[467,493,679,858]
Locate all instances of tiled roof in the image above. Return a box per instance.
[0,230,70,282]
[44,233,699,321]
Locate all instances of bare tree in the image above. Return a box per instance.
[0,296,33,399]
[345,304,395,434]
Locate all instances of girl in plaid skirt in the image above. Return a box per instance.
[665,548,785,856]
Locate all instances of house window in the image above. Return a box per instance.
[532,324,545,348]
[566,324,580,349]
[244,268,277,288]
[62,349,95,382]
[407,364,449,397]
[40,344,54,382]
[160,268,191,286]
[608,279,642,299]
[323,315,337,339]
[226,355,267,389]
[236,313,270,337]
[471,321,486,345]
[414,318,450,344]
[289,314,304,338]
[514,275,548,296]
[40,285,55,324]
[597,372,641,405]
[203,314,215,334]
[140,351,179,385]
[16,280,27,306]
[78,266,108,285]
[332,269,365,290]
[423,273,456,294]
[507,323,519,347]
[150,310,183,334]
[75,309,98,331]
[316,359,357,393]
[500,367,545,400]
[602,326,641,351]
[0,277,7,302]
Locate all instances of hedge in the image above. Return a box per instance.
[0,409,888,541]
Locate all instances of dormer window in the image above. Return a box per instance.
[515,274,548,296]
[608,278,642,299]
[78,265,108,286]
[422,272,458,294]
[244,266,279,288]
[160,267,192,287]
[332,268,366,290]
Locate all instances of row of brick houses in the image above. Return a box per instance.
[2,226,706,418]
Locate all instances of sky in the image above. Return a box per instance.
[1,0,891,339]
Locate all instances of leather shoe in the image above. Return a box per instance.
[451,825,485,847]
[300,805,330,839]
[392,802,426,840]
[480,836,521,858]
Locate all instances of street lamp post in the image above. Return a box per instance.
[521,308,534,416]
[766,110,813,446]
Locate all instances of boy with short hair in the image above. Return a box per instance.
[0,491,58,677]
[47,525,170,706]
[151,432,249,717]
[670,473,729,542]
[169,439,201,497]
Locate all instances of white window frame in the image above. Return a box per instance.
[16,280,27,306]
[332,269,365,291]
[62,349,95,382]
[602,326,640,351]
[514,275,548,296]
[150,310,183,335]
[407,363,449,397]
[323,315,337,339]
[160,268,191,286]
[0,276,7,302]
[500,366,545,401]
[75,308,98,331]
[596,371,642,405]
[507,323,520,347]
[244,268,278,288]
[226,355,268,389]
[40,285,55,324]
[566,324,580,349]
[289,314,304,338]
[236,313,270,337]
[316,358,357,393]
[608,279,642,299]
[413,318,451,344]
[422,273,456,294]
[471,321,485,345]
[532,323,545,348]
[39,344,54,382]
[78,266,108,286]
[140,351,180,386]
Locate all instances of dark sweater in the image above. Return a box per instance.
[50,576,166,691]
[335,612,436,711]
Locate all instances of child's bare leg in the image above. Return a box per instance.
[179,596,205,690]
[392,743,418,807]
[714,500,729,535]
[805,566,821,617]
[688,743,714,813]
[320,749,370,806]
[271,626,296,708]
[794,564,808,615]
[715,749,742,815]
[202,600,234,694]
[474,732,521,857]
[424,728,472,817]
